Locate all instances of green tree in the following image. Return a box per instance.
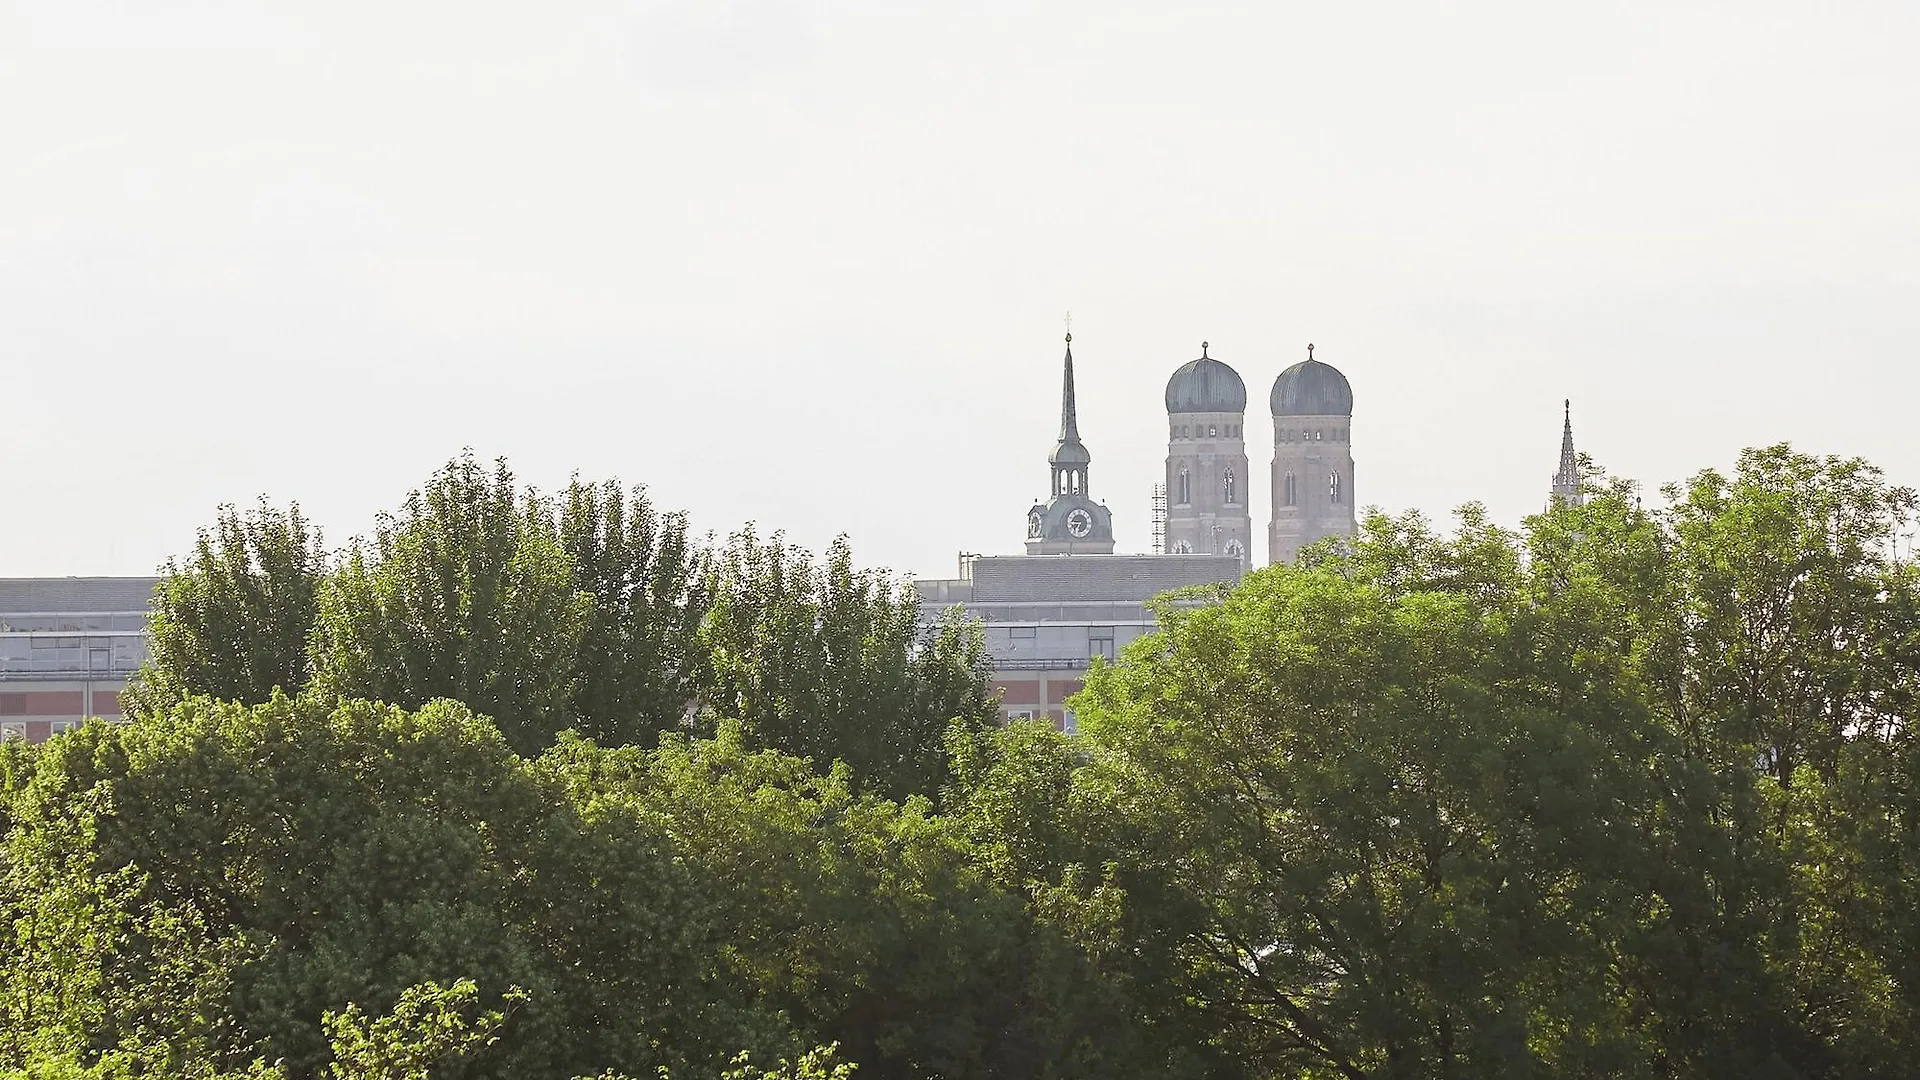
[310,454,591,756]
[1660,444,1919,785]
[126,500,326,716]
[696,528,996,801]
[1525,447,1920,1077]
[545,723,1162,1080]
[558,478,707,745]
[959,503,1848,1078]
[322,980,516,1080]
[0,695,774,1079]
[1083,538,1660,1077]
[582,1043,857,1080]
[135,458,995,790]
[715,1045,857,1080]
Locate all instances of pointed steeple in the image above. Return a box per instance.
[1048,332,1091,483]
[1058,333,1081,443]
[1026,330,1115,554]
[1551,399,1583,507]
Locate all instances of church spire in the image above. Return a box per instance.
[1047,332,1092,493]
[1551,399,1583,507]
[1058,333,1081,443]
[1027,330,1113,554]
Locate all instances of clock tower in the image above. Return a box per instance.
[1026,333,1115,555]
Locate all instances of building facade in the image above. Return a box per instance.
[0,577,157,742]
[923,334,1248,727]
[917,554,1241,727]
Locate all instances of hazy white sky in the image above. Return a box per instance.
[4,1,1916,579]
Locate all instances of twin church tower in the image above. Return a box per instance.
[1024,334,1356,567]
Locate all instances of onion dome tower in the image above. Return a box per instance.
[1026,333,1115,554]
[1269,344,1356,564]
[1163,342,1251,568]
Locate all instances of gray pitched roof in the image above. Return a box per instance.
[969,554,1240,603]
[0,577,161,613]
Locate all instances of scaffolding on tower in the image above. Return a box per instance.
[1151,483,1167,554]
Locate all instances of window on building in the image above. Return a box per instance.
[1224,539,1245,566]
[1173,540,1192,554]
[1223,467,1236,504]
[0,724,23,742]
[1208,425,1217,437]
[1177,467,1190,505]
[1284,472,1297,506]
[1330,470,1342,503]
[1005,709,1035,721]
[1089,627,1116,662]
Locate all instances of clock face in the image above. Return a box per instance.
[1027,511,1043,538]
[1066,508,1094,538]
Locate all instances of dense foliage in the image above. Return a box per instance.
[128,453,996,798]
[7,443,1920,1078]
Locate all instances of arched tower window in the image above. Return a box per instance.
[1223,468,1236,505]
[1330,470,1342,503]
[1224,538,1244,566]
[1284,471,1297,507]
[1173,540,1192,554]
[1177,468,1190,506]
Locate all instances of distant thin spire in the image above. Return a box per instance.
[1059,333,1080,442]
[1551,399,1583,508]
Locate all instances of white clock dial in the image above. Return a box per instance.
[1066,508,1093,538]
[1027,511,1043,537]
